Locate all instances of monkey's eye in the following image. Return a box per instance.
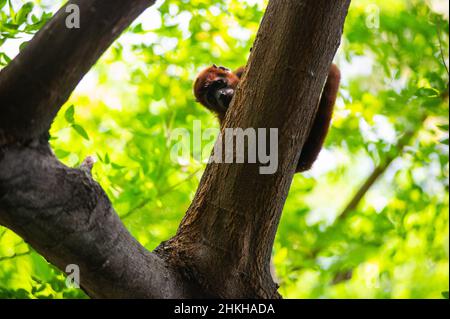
[211,78,227,89]
[215,78,226,86]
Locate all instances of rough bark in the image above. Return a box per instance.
[0,0,351,298]
[0,0,153,144]
[156,0,351,298]
[0,144,202,298]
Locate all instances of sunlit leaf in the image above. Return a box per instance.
[64,105,75,124]
[71,124,89,140]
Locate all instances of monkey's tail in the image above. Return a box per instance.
[296,64,341,172]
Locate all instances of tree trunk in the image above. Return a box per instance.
[0,0,350,298]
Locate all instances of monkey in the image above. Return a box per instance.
[193,65,242,123]
[193,63,341,173]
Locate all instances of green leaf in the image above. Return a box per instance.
[3,22,19,30]
[442,291,449,299]
[0,0,7,10]
[422,96,442,109]
[7,0,15,19]
[15,2,33,25]
[104,153,110,164]
[31,14,38,23]
[54,149,71,159]
[437,124,449,132]
[0,52,11,65]
[415,87,440,98]
[64,105,75,124]
[71,124,89,140]
[3,53,11,62]
[19,40,29,51]
[96,152,103,163]
[131,23,143,33]
[111,163,125,170]
[440,138,449,145]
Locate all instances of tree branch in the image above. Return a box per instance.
[0,144,201,298]
[0,0,205,299]
[156,0,351,298]
[0,0,351,299]
[339,131,414,218]
[0,0,154,144]
[339,116,428,220]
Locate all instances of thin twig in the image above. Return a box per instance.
[0,228,7,240]
[436,18,449,76]
[0,250,30,262]
[338,129,416,219]
[337,112,429,220]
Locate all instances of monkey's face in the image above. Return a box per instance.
[194,65,240,116]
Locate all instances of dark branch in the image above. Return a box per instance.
[0,0,154,144]
[0,144,201,298]
[0,0,205,298]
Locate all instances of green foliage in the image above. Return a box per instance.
[0,0,448,299]
[0,0,51,65]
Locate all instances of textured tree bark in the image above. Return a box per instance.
[0,0,351,298]
[0,0,153,144]
[156,0,351,298]
[0,144,202,298]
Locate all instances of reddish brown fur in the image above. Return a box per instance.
[233,67,246,79]
[296,64,340,172]
[194,65,240,122]
[193,63,340,173]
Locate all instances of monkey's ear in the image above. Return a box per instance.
[234,67,246,79]
[212,64,218,68]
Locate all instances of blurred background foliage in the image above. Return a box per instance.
[0,0,448,299]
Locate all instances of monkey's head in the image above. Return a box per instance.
[194,64,240,119]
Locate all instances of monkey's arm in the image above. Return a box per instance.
[296,64,341,172]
